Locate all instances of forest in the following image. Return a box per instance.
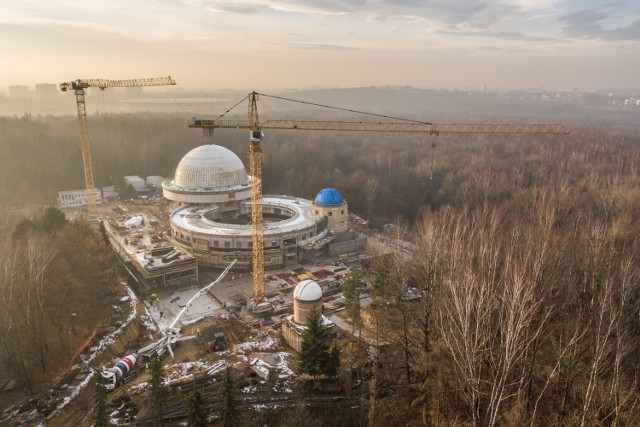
[0,108,638,425]
[0,209,120,394]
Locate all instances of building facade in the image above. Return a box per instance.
[57,188,102,208]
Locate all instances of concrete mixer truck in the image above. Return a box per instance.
[101,354,140,391]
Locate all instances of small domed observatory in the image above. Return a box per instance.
[292,279,323,324]
[282,279,331,351]
[311,188,349,233]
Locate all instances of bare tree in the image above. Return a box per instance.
[363,177,377,220]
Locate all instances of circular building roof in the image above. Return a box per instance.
[314,188,344,207]
[293,279,323,302]
[173,145,249,190]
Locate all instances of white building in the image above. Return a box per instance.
[146,175,165,189]
[124,175,152,197]
[102,185,118,199]
[57,188,102,209]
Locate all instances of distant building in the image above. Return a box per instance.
[34,83,58,99]
[145,175,165,189]
[102,185,118,200]
[57,188,102,209]
[8,85,29,99]
[124,175,152,197]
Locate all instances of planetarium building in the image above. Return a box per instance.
[163,145,349,270]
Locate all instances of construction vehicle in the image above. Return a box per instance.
[100,259,236,390]
[203,332,227,352]
[101,354,140,391]
[188,91,569,312]
[59,76,176,216]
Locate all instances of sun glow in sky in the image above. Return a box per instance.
[1,0,639,91]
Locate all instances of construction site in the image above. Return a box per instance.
[0,78,573,426]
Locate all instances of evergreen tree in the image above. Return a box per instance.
[299,308,330,379]
[371,260,390,301]
[94,371,108,427]
[98,220,110,246]
[41,206,67,233]
[186,387,208,427]
[323,345,341,379]
[11,218,34,240]
[220,367,239,427]
[150,357,167,426]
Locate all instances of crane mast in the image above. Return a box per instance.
[248,93,265,303]
[189,92,569,308]
[60,76,176,215]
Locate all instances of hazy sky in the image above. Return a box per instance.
[2,0,639,91]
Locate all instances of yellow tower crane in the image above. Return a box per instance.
[60,76,176,215]
[189,91,569,308]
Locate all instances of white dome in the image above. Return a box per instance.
[293,280,322,302]
[173,145,249,190]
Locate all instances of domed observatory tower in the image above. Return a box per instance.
[292,279,323,324]
[311,188,349,233]
[162,144,251,207]
[282,279,332,351]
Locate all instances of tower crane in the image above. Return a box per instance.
[60,76,176,215]
[189,91,569,308]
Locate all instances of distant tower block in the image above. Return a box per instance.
[293,280,323,324]
[311,188,349,233]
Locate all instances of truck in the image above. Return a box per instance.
[101,354,140,391]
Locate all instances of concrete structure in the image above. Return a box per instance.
[311,188,349,233]
[105,213,198,291]
[163,145,335,270]
[124,175,152,197]
[292,279,323,324]
[57,188,102,208]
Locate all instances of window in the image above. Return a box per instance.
[328,212,333,216]
[224,241,230,248]
[236,241,242,248]
[213,240,219,247]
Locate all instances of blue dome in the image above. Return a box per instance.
[315,188,344,207]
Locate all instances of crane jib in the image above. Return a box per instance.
[188,119,569,135]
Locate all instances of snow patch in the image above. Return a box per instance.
[182,315,205,326]
[234,337,279,352]
[124,215,144,227]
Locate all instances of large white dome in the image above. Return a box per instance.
[173,145,249,190]
[293,280,323,302]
